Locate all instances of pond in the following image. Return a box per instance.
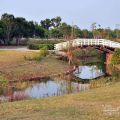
[0,79,90,102]
[74,65,104,79]
[0,55,120,102]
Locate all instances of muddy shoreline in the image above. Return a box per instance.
[7,66,77,83]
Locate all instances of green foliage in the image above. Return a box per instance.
[34,25,45,38]
[111,49,120,65]
[28,39,64,44]
[50,28,62,39]
[1,13,15,44]
[51,16,61,28]
[0,76,8,87]
[41,19,52,30]
[0,20,5,39]
[28,39,65,50]
[72,48,100,58]
[39,47,49,57]
[32,47,49,61]
[59,23,72,39]
[28,43,54,50]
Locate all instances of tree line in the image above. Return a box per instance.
[0,13,120,45]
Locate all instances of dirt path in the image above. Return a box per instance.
[0,46,42,53]
[0,46,56,53]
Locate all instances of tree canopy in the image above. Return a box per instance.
[0,13,120,45]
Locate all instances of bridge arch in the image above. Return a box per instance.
[55,39,120,64]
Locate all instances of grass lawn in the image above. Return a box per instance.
[0,82,120,120]
[0,50,69,81]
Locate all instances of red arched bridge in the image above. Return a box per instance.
[54,39,120,64]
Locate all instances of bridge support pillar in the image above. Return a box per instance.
[106,53,113,64]
[105,64,112,75]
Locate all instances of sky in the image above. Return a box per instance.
[0,0,120,29]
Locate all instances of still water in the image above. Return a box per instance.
[74,66,104,79]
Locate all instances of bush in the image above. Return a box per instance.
[24,46,49,61]
[32,47,49,61]
[28,43,54,50]
[28,39,65,44]
[111,49,120,65]
[72,48,100,58]
[28,44,40,50]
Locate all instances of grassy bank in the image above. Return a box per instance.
[0,82,120,120]
[0,50,69,81]
[0,50,120,120]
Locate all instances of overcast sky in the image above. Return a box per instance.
[0,0,120,29]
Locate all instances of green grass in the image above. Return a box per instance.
[0,82,120,120]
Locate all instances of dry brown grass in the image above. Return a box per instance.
[0,50,69,81]
[0,50,120,120]
[115,64,120,71]
[0,50,36,68]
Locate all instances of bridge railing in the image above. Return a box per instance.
[55,39,120,51]
[103,39,120,48]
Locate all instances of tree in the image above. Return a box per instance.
[0,20,5,44]
[34,24,45,38]
[12,17,36,45]
[51,16,61,28]
[82,29,90,38]
[59,23,72,40]
[40,19,52,30]
[1,13,15,45]
[50,28,62,39]
[115,24,120,39]
[27,21,35,37]
[92,29,101,39]
[13,17,27,45]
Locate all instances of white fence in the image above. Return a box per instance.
[55,39,120,51]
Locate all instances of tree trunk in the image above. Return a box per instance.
[16,38,20,46]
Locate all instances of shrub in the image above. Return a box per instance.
[32,47,49,61]
[28,39,65,44]
[28,43,54,50]
[111,49,120,65]
[72,48,100,58]
[28,44,40,50]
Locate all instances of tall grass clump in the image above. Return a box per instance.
[32,47,49,61]
[24,47,49,61]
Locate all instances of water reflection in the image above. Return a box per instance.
[0,79,90,102]
[74,66,104,79]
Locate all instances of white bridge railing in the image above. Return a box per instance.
[55,39,120,51]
